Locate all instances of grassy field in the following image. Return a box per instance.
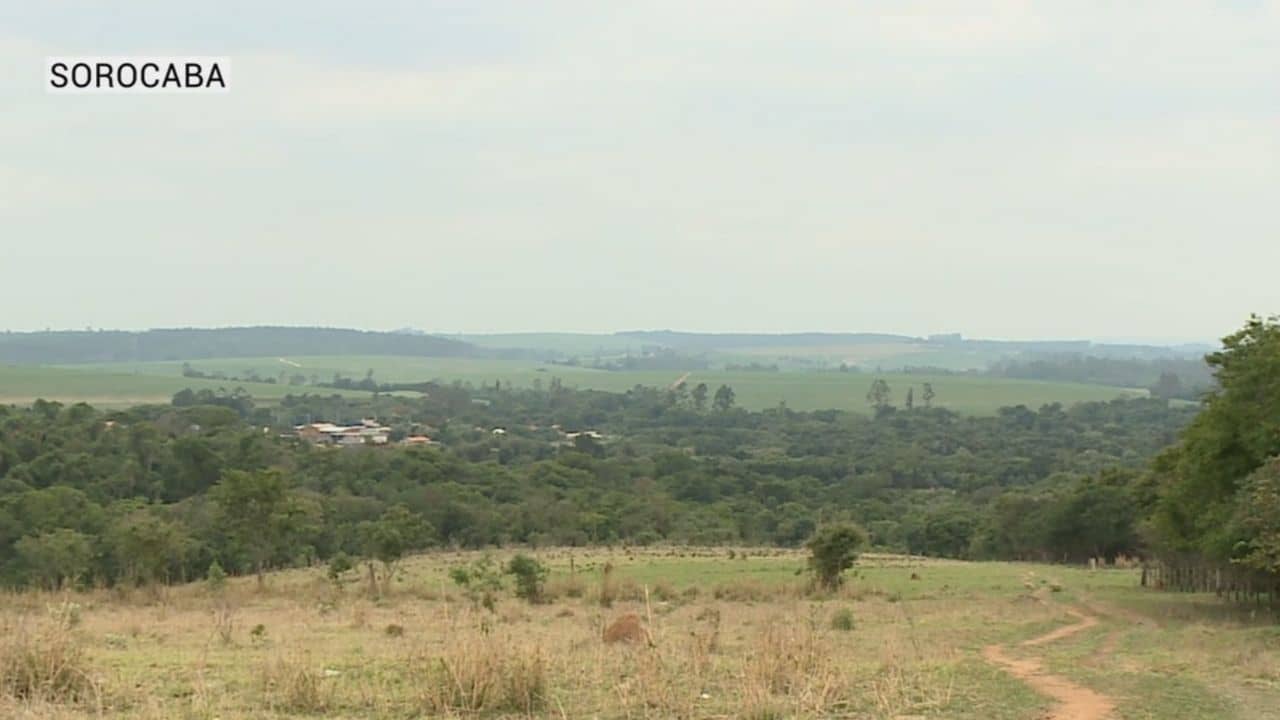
[0,365,371,408]
[32,355,1144,414]
[458,333,1014,371]
[2,549,1275,719]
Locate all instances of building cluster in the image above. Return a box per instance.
[290,419,428,447]
[291,419,604,449]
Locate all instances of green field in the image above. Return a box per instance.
[0,365,371,408]
[457,333,1013,370]
[4,355,1147,414]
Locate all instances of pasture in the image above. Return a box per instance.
[32,355,1143,414]
[0,366,371,408]
[2,549,1275,719]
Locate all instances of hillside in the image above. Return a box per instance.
[0,365,372,408]
[0,327,474,364]
[455,330,1212,372]
[33,354,1142,414]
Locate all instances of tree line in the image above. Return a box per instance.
[0,369,1204,590]
[5,314,1277,599]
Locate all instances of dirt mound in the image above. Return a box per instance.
[603,613,650,644]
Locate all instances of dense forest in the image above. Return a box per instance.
[1,316,1275,598]
[0,378,1190,589]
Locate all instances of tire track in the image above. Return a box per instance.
[983,607,1115,720]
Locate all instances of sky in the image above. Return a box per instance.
[1,1,1277,343]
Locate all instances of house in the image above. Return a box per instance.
[557,429,608,448]
[294,419,391,446]
[401,435,438,447]
[563,430,605,442]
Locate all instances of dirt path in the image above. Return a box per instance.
[982,607,1115,720]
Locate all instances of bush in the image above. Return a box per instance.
[830,608,855,632]
[206,559,227,593]
[505,554,549,604]
[598,562,617,608]
[805,523,868,590]
[327,552,353,583]
[449,555,505,611]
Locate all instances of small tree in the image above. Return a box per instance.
[806,523,869,591]
[506,553,549,603]
[865,379,891,410]
[713,384,736,412]
[206,559,228,594]
[327,552,354,585]
[922,382,936,409]
[449,554,505,611]
[691,382,709,412]
[357,505,432,596]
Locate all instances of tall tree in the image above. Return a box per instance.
[210,469,310,588]
[15,529,93,590]
[691,382,709,412]
[106,507,194,586]
[713,384,736,412]
[1150,315,1280,563]
[1150,371,1184,400]
[866,379,891,409]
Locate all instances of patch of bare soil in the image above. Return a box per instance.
[983,607,1115,720]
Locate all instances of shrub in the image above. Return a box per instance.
[805,523,869,590]
[598,562,617,608]
[830,608,855,632]
[505,554,549,604]
[449,555,505,612]
[206,559,227,593]
[327,552,353,584]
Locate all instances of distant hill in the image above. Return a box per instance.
[616,330,1210,358]
[617,330,920,350]
[0,327,476,364]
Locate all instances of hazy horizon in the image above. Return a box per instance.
[3,2,1277,341]
[0,323,1218,348]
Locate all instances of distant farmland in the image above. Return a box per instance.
[0,365,371,408]
[7,355,1149,414]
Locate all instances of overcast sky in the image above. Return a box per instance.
[2,2,1276,342]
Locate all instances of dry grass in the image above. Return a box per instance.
[0,615,99,708]
[0,549,1274,719]
[260,651,333,713]
[413,629,548,714]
